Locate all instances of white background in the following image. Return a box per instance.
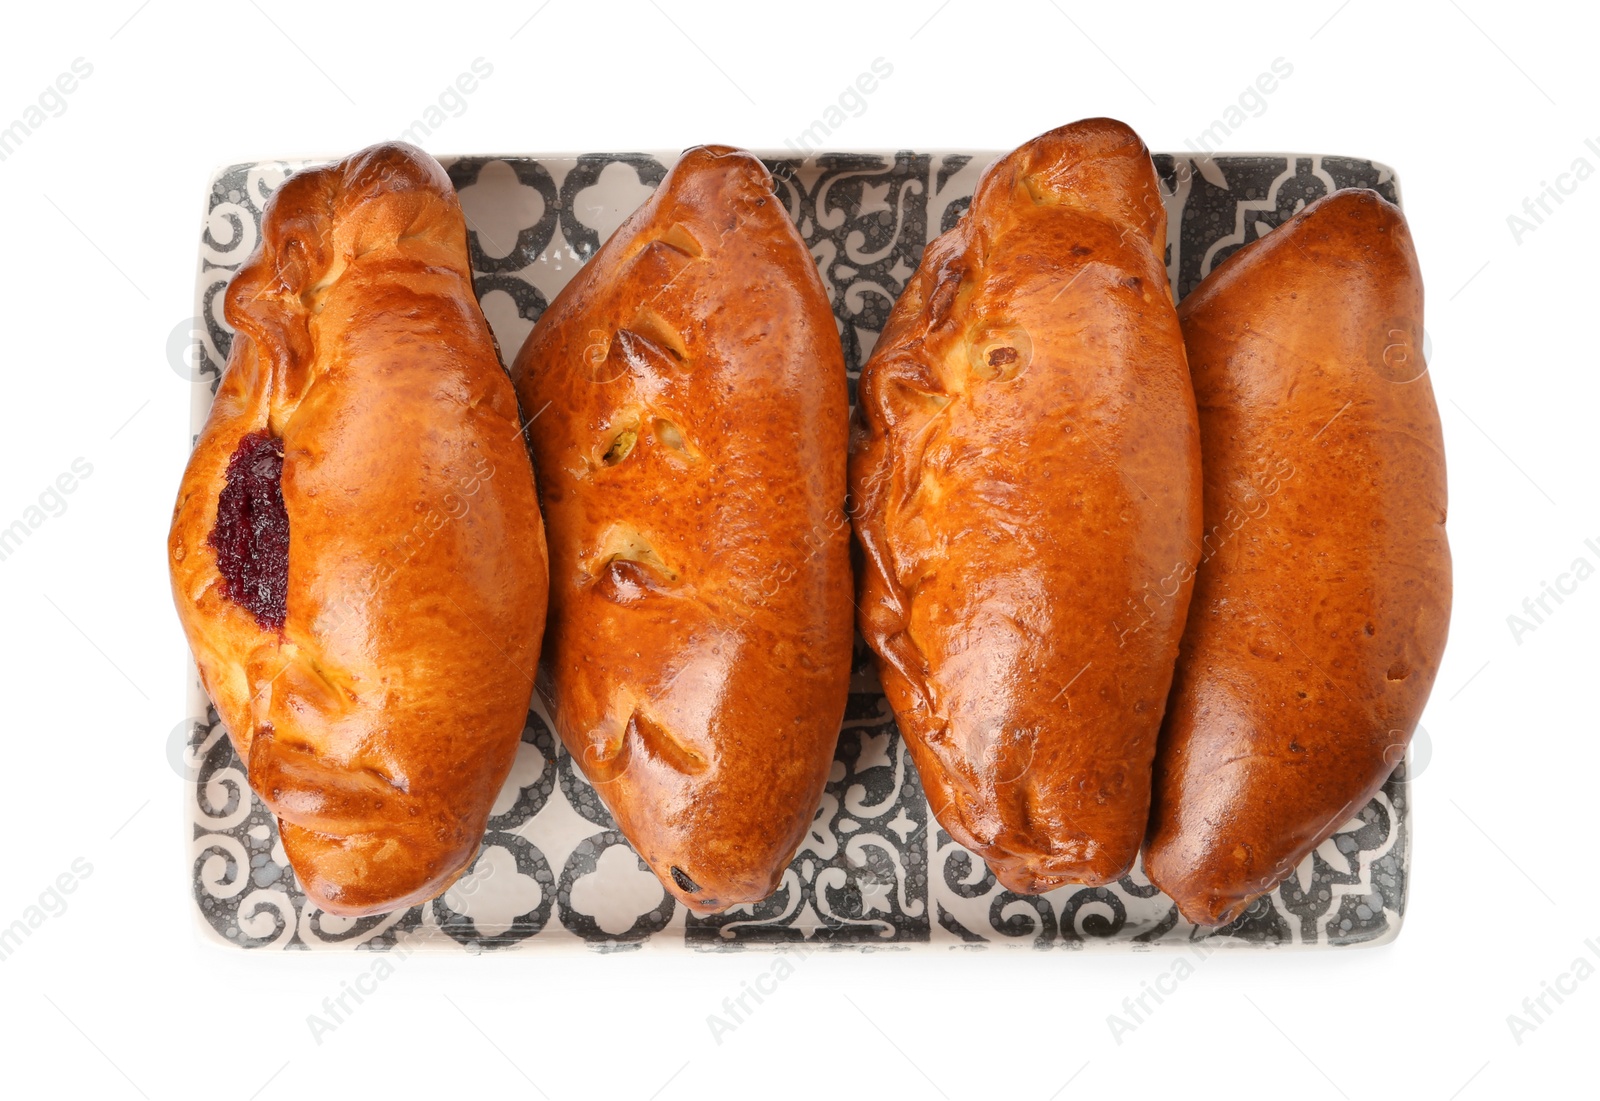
[0,1,1592,1096]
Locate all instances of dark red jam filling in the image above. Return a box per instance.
[208,430,289,631]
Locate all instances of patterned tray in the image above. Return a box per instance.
[181,149,1411,952]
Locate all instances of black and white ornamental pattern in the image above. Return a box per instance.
[186,149,1408,952]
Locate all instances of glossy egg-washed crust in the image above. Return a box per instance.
[850,119,1203,892]
[1145,189,1451,926]
[169,143,549,917]
[512,146,853,913]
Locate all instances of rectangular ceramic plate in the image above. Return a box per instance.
[183,149,1410,952]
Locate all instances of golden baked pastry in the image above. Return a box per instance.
[511,146,853,912]
[851,119,1203,892]
[1144,188,1451,926]
[169,142,549,917]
